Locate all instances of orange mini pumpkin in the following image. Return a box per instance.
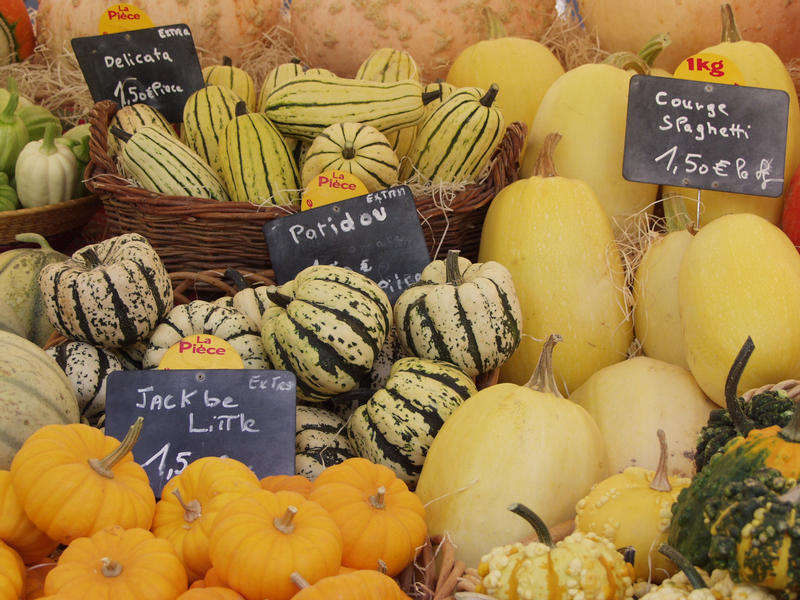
[260,474,313,497]
[309,457,427,576]
[209,490,343,600]
[291,569,412,600]
[22,560,55,600]
[0,538,25,600]
[9,418,155,545]
[176,586,245,600]
[0,470,57,563]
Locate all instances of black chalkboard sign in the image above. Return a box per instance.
[105,369,296,496]
[264,185,432,302]
[71,24,205,123]
[623,74,789,196]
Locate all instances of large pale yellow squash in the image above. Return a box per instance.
[480,134,632,393]
[415,336,609,568]
[678,213,800,407]
[570,355,715,477]
[520,61,659,237]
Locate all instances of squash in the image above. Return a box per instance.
[0,538,24,600]
[0,330,79,469]
[22,559,56,600]
[202,56,256,112]
[177,588,245,600]
[295,405,355,480]
[38,233,175,349]
[479,134,632,393]
[393,249,522,378]
[15,123,78,208]
[106,102,176,158]
[291,569,412,600]
[261,474,312,497]
[181,85,241,181]
[415,335,610,568]
[43,525,188,599]
[0,0,34,64]
[212,268,275,329]
[0,91,27,177]
[1,77,61,143]
[0,172,17,211]
[678,213,800,407]
[0,469,57,564]
[257,58,306,113]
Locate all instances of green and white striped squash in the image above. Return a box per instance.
[202,56,256,112]
[394,250,523,377]
[401,84,505,184]
[182,84,241,180]
[45,340,124,427]
[38,233,174,349]
[0,330,79,469]
[217,101,301,206]
[257,58,306,113]
[261,264,393,402]
[301,121,399,193]
[115,340,148,371]
[106,102,176,157]
[0,233,66,346]
[143,300,269,369]
[346,356,477,486]
[295,404,355,481]
[211,268,275,329]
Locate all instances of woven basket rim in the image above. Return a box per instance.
[0,194,101,245]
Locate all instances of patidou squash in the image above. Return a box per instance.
[295,405,355,481]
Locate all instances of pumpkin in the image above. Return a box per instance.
[36,0,282,66]
[0,470,57,564]
[0,0,34,64]
[289,0,557,82]
[9,418,156,545]
[393,250,522,378]
[15,123,78,208]
[308,457,427,576]
[0,232,66,347]
[474,503,635,600]
[151,456,262,582]
[38,233,174,349]
[415,335,609,568]
[346,356,477,486]
[295,405,355,480]
[0,538,24,600]
[23,559,56,600]
[202,56,257,112]
[261,474,313,497]
[479,134,633,392]
[0,330,79,469]
[261,264,392,402]
[176,588,245,600]
[43,525,188,599]
[291,569,412,600]
[208,490,343,600]
[678,213,800,407]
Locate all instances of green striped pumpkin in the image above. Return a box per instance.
[217,101,301,206]
[38,233,174,349]
[45,340,123,427]
[143,300,269,369]
[346,356,477,485]
[393,249,523,378]
[261,264,393,402]
[295,404,355,481]
[0,330,79,468]
[106,102,176,157]
[202,56,256,112]
[182,84,241,180]
[401,84,505,184]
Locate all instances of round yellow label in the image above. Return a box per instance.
[157,334,244,370]
[98,3,155,35]
[673,53,745,86]
[301,169,369,211]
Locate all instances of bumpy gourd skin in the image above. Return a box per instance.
[635,567,778,600]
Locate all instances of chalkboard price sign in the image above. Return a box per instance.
[623,74,789,197]
[264,185,432,303]
[105,369,296,496]
[71,24,205,123]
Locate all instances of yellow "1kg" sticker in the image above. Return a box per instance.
[673,53,746,86]
[98,3,155,35]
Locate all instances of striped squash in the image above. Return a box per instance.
[301,122,399,193]
[346,356,477,486]
[394,250,523,378]
[117,125,231,202]
[182,84,241,180]
[45,341,123,427]
[143,300,269,369]
[257,57,306,113]
[261,264,393,402]
[0,330,79,469]
[202,56,256,112]
[401,84,505,184]
[106,102,176,157]
[38,233,174,349]
[217,101,301,206]
[295,405,355,481]
[419,80,458,129]
[212,268,276,328]
[263,75,437,142]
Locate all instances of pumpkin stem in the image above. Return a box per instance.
[422,89,444,105]
[109,125,132,143]
[378,559,388,574]
[524,334,563,398]
[78,246,104,269]
[100,556,124,578]
[658,543,708,589]
[602,51,649,75]
[508,502,553,548]
[234,100,248,117]
[725,337,757,437]
[637,33,672,68]
[650,429,672,492]
[445,249,464,286]
[222,56,233,67]
[778,400,800,443]
[266,289,293,308]
[1,92,19,123]
[274,505,298,534]
[224,267,251,291]
[369,486,387,509]
[531,132,561,178]
[480,84,500,108]
[720,3,742,43]
[39,123,59,156]
[14,232,53,249]
[88,416,144,478]
[620,546,636,566]
[661,195,694,233]
[290,572,311,589]
[482,7,507,39]
[342,142,356,160]
[172,489,202,523]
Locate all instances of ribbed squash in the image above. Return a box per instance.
[106,102,176,157]
[295,405,355,480]
[211,268,275,329]
[0,538,24,600]
[0,469,57,563]
[182,85,240,180]
[257,58,305,113]
[202,56,256,112]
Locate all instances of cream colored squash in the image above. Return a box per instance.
[678,213,800,407]
[570,355,715,477]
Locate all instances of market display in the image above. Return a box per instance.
[0,1,799,599]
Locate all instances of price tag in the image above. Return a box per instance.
[105,369,296,497]
[71,24,205,123]
[98,4,155,35]
[157,335,244,370]
[622,74,789,196]
[301,170,369,211]
[673,53,745,86]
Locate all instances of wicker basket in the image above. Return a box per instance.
[0,194,101,246]
[85,99,526,274]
